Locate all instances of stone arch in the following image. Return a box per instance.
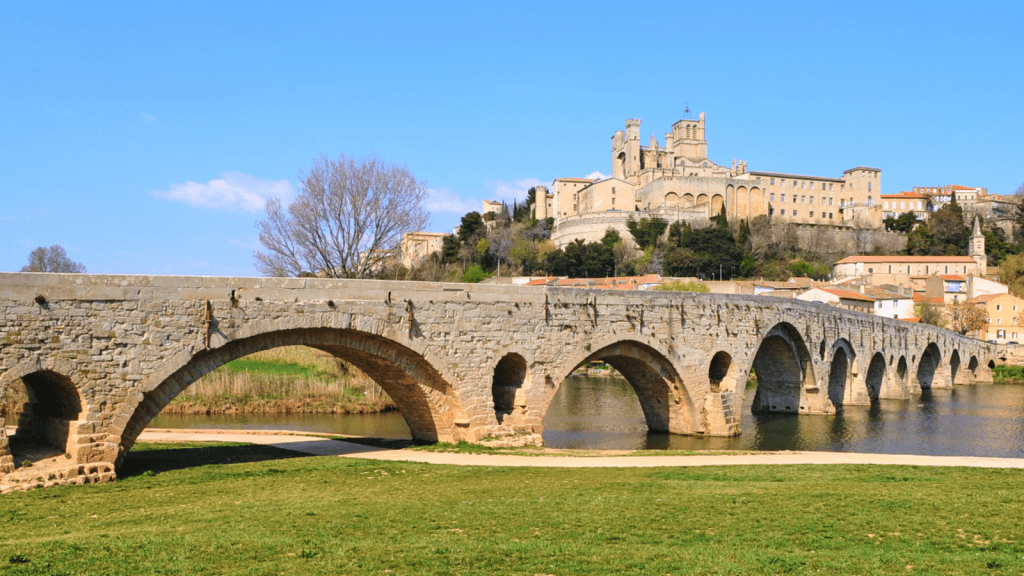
[711,194,725,216]
[896,355,908,384]
[492,353,529,424]
[542,338,695,435]
[665,192,680,207]
[117,327,466,466]
[967,355,979,382]
[708,351,738,393]
[696,193,709,206]
[916,342,942,390]
[3,370,86,466]
[617,152,626,177]
[682,193,695,207]
[949,349,962,385]
[749,322,816,414]
[864,352,886,401]
[827,339,856,409]
[749,186,762,217]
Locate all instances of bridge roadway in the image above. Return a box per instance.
[0,273,998,487]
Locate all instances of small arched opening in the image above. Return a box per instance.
[916,343,942,390]
[950,350,962,386]
[8,370,84,465]
[708,351,737,393]
[828,340,855,409]
[968,356,980,381]
[865,352,886,401]
[710,194,725,216]
[492,353,529,424]
[896,356,908,383]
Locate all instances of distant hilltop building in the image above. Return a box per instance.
[548,112,884,247]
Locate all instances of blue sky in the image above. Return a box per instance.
[2,1,1022,276]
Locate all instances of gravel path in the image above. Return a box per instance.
[138,429,1024,469]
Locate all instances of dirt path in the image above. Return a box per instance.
[138,429,1024,469]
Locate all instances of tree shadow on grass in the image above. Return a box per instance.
[119,443,307,478]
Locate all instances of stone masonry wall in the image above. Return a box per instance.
[0,273,998,489]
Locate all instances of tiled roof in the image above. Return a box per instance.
[940,275,966,281]
[821,288,875,302]
[555,178,597,183]
[836,255,976,264]
[901,317,922,323]
[881,191,928,199]
[967,294,1003,304]
[861,286,910,300]
[524,277,557,286]
[948,185,978,190]
[912,293,944,304]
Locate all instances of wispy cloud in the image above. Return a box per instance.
[489,177,545,202]
[426,188,481,215]
[141,112,158,122]
[153,172,295,212]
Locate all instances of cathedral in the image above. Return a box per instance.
[544,113,883,248]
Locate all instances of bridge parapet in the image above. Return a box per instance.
[0,273,999,491]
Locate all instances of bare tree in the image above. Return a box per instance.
[21,244,85,273]
[255,154,429,279]
[948,299,989,336]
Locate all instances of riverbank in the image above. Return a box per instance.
[3,438,1023,575]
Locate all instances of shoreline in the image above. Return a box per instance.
[136,428,1024,469]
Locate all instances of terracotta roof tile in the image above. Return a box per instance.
[821,288,875,302]
[940,275,966,281]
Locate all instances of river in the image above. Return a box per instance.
[150,375,1024,458]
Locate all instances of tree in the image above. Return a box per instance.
[458,212,484,244]
[255,154,428,279]
[999,252,1024,296]
[626,217,668,251]
[948,300,989,336]
[885,211,917,233]
[21,244,86,273]
[914,300,946,328]
[929,203,967,253]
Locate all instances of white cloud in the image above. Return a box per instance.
[426,188,480,215]
[153,172,295,213]
[141,112,157,122]
[489,177,545,202]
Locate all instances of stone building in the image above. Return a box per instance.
[833,255,983,279]
[968,292,1024,343]
[550,112,883,247]
[400,231,447,268]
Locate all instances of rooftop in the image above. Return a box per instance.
[836,255,977,264]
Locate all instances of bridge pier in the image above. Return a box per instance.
[0,273,1000,491]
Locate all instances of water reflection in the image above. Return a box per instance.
[151,375,1024,458]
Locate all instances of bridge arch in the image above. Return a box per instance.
[708,351,739,393]
[916,343,943,390]
[116,327,467,466]
[949,349,962,386]
[542,337,695,435]
[492,353,529,424]
[749,322,816,414]
[864,352,886,401]
[827,339,857,409]
[0,359,91,466]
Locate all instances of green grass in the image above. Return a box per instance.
[220,358,337,380]
[3,442,1024,575]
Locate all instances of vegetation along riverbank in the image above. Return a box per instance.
[1,441,1023,574]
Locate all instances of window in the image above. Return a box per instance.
[810,196,814,205]
[998,329,1006,339]
[829,197,833,206]
[997,304,1002,311]
[793,195,797,203]
[997,318,1002,325]
[829,183,833,191]
[781,179,786,187]
[770,193,775,202]
[802,181,806,189]
[780,209,785,216]
[810,182,815,190]
[884,201,889,210]
[829,212,833,219]
[771,178,775,185]
[810,211,814,217]
[868,182,872,191]
[801,195,806,203]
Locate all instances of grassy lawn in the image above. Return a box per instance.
[2,443,1024,575]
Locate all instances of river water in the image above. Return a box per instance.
[150,375,1024,458]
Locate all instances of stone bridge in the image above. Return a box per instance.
[0,273,999,487]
